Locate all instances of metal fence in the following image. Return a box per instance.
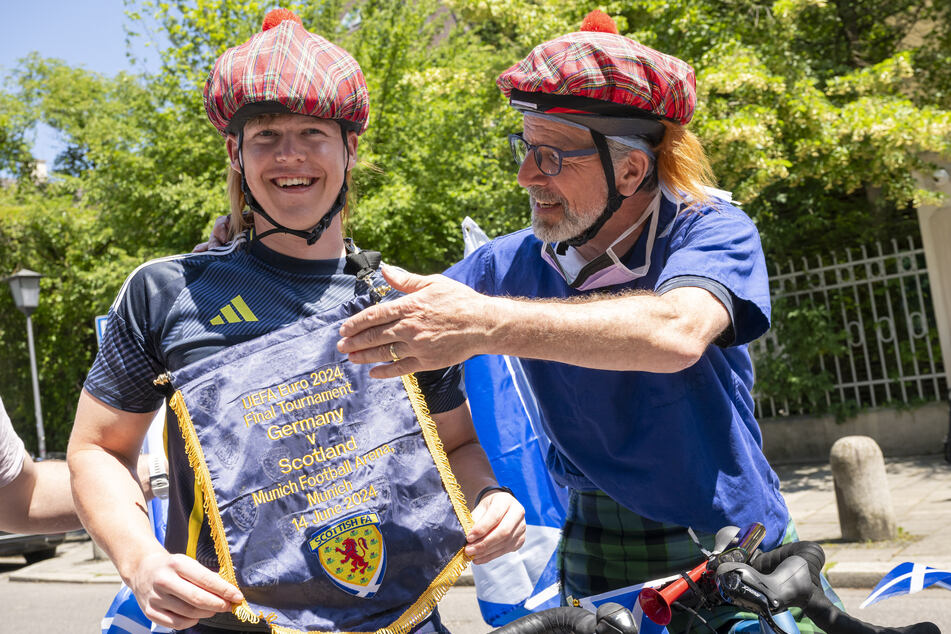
[751,236,948,419]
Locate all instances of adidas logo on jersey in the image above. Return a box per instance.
[210,295,259,325]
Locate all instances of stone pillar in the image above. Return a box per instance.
[829,436,897,541]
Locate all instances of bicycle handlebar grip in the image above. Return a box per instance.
[594,602,638,634]
[489,607,597,634]
[747,540,940,634]
[805,604,940,634]
[749,540,825,589]
[488,603,638,634]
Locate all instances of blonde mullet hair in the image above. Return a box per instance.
[227,167,253,240]
[655,120,717,209]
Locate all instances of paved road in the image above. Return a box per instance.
[3,557,950,633]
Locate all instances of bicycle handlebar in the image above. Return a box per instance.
[489,602,636,634]
[747,542,940,634]
[488,530,941,634]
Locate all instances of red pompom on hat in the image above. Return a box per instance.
[496,11,696,132]
[203,9,369,136]
[262,8,303,31]
[579,9,619,35]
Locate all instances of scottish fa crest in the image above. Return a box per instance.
[308,513,387,598]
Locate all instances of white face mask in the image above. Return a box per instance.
[541,192,662,290]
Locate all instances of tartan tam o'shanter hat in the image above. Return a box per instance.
[204,8,369,136]
[497,10,696,139]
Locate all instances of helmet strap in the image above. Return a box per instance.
[556,129,656,254]
[558,130,626,253]
[237,125,351,246]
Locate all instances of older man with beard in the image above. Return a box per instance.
[333,10,838,634]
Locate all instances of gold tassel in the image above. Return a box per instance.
[168,391,261,625]
[400,373,474,533]
[385,550,472,634]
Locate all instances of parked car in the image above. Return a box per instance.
[0,530,65,564]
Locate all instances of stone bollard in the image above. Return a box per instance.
[829,436,897,541]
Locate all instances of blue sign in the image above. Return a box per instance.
[95,314,110,347]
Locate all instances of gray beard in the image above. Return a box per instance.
[527,186,605,243]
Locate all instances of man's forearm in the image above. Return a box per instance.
[338,269,730,377]
[483,287,727,372]
[0,454,82,533]
[446,441,498,511]
[23,459,83,533]
[68,447,164,579]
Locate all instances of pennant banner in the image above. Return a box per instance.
[163,291,472,634]
[861,562,951,609]
[461,217,570,626]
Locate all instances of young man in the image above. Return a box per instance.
[68,11,523,633]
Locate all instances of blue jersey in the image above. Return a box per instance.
[445,194,790,548]
[86,235,465,569]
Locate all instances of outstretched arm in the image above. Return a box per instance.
[433,402,525,564]
[0,453,82,534]
[338,265,730,378]
[68,390,243,630]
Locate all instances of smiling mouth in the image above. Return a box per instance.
[533,199,561,210]
[273,177,315,189]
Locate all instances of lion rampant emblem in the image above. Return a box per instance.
[337,537,371,574]
[308,513,387,598]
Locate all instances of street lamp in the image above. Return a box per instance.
[5,269,46,458]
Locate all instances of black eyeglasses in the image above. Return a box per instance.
[508,133,599,176]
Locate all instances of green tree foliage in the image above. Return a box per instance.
[0,181,139,451]
[1,0,949,448]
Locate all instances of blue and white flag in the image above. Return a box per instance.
[860,562,951,608]
[101,584,153,634]
[461,217,570,626]
[102,409,171,634]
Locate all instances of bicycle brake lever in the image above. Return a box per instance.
[717,555,814,612]
[718,570,774,613]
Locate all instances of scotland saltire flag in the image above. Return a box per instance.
[860,562,951,608]
[576,578,673,634]
[102,408,171,634]
[461,217,570,625]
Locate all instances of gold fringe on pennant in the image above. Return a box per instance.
[383,550,472,634]
[168,391,261,626]
[372,373,475,634]
[400,372,474,534]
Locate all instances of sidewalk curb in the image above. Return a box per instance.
[826,561,951,589]
[9,540,477,587]
[10,548,944,590]
[826,563,896,589]
[9,568,122,584]
[9,540,121,585]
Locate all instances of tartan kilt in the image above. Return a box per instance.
[559,490,842,634]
